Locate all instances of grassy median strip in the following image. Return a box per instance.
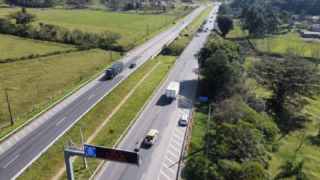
[17,55,176,180]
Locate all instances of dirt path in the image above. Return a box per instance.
[52,62,161,180]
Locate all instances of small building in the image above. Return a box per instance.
[310,24,320,32]
[307,16,320,23]
[302,31,320,38]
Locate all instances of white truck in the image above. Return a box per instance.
[166,82,180,101]
[144,129,158,146]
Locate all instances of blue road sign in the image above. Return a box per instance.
[85,146,96,157]
[198,96,208,102]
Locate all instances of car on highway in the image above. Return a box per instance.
[129,63,136,68]
[196,34,199,37]
[144,129,158,146]
[179,115,189,126]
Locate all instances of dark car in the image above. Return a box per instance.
[129,63,136,68]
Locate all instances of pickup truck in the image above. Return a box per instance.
[144,129,158,146]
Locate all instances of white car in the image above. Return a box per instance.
[179,115,189,126]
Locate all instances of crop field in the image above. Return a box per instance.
[0,8,180,47]
[0,49,121,129]
[0,34,76,60]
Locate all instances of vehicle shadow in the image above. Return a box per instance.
[155,94,171,106]
[99,75,107,81]
[139,142,153,150]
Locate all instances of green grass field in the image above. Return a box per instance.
[17,55,176,180]
[0,34,76,60]
[0,49,121,129]
[243,57,320,179]
[255,30,320,57]
[0,8,182,47]
[227,19,320,57]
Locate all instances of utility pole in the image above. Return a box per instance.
[205,103,211,180]
[110,51,112,62]
[79,128,87,169]
[6,92,14,126]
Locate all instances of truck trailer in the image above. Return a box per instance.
[106,61,124,79]
[166,82,180,101]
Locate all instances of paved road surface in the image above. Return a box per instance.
[95,5,219,180]
[0,6,211,180]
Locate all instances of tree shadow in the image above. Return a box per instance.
[306,135,320,147]
[266,99,312,138]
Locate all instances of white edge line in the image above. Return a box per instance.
[141,173,145,180]
[151,146,158,159]
[11,63,133,180]
[90,7,206,180]
[3,154,19,169]
[0,55,128,143]
[89,27,188,180]
[162,126,167,137]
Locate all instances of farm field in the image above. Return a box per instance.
[0,49,121,128]
[0,34,76,60]
[0,8,181,47]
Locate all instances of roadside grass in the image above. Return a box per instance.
[243,56,320,179]
[164,5,213,52]
[188,102,208,150]
[0,34,76,60]
[17,55,176,180]
[0,49,121,131]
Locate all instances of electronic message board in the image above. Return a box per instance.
[84,144,141,166]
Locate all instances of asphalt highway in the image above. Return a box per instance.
[95,5,219,180]
[0,5,211,180]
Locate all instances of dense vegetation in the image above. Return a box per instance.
[186,32,319,178]
[231,0,320,16]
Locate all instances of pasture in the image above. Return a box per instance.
[244,57,320,179]
[0,34,76,60]
[0,49,121,129]
[0,8,181,47]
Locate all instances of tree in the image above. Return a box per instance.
[217,15,234,37]
[240,6,267,38]
[207,121,268,167]
[201,49,240,95]
[249,56,320,113]
[275,159,311,180]
[218,2,230,15]
[6,8,37,26]
[280,10,290,23]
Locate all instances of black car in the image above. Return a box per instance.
[129,63,136,68]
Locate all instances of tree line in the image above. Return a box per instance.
[0,8,123,51]
[185,33,319,178]
[231,0,320,16]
